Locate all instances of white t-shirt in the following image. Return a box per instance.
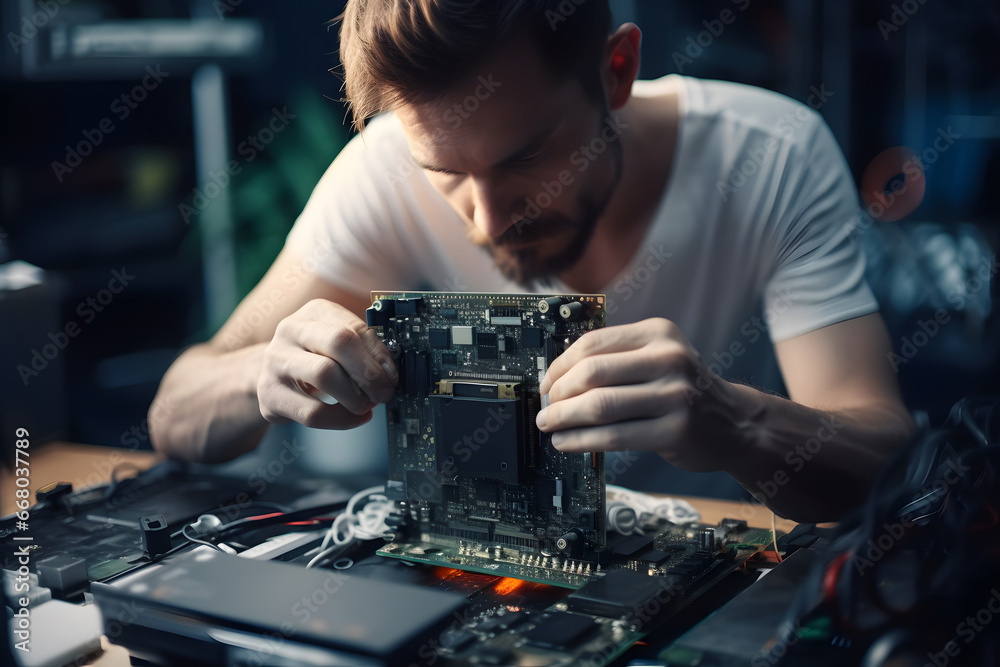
[285,74,879,498]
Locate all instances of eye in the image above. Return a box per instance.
[514,147,546,164]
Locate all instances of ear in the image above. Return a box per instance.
[602,23,642,111]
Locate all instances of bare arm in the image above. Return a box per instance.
[722,312,915,520]
[149,245,397,463]
[537,313,915,523]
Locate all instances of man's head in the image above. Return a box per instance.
[338,1,641,286]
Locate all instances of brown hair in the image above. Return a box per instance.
[337,0,613,132]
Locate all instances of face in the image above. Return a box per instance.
[394,32,623,286]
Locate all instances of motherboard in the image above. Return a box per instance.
[369,291,609,585]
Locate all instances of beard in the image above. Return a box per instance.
[471,114,624,288]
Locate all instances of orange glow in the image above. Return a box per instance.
[434,568,465,580]
[493,577,526,596]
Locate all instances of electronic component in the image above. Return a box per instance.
[523,612,598,650]
[640,550,670,566]
[609,534,654,557]
[477,611,526,633]
[522,327,543,348]
[36,554,88,599]
[452,325,475,345]
[91,549,467,664]
[566,569,675,619]
[430,328,450,348]
[699,527,716,551]
[559,301,585,320]
[536,296,564,314]
[140,515,171,557]
[372,291,606,586]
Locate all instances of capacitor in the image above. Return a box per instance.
[555,531,578,551]
[559,301,585,320]
[699,527,716,551]
[537,296,564,314]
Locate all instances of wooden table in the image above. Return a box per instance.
[3,442,797,666]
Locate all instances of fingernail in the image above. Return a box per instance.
[381,361,398,383]
[551,432,566,448]
[535,408,548,430]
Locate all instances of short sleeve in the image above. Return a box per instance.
[283,115,425,298]
[764,116,879,342]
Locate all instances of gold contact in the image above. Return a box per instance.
[436,380,520,400]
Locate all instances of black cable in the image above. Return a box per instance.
[775,397,1000,665]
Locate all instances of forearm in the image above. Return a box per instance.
[148,342,270,463]
[721,383,916,523]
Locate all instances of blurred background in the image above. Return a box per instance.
[1,0,998,477]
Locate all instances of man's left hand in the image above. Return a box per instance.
[535,318,758,472]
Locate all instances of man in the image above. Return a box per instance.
[150,0,914,522]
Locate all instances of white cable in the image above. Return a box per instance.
[605,484,701,525]
[307,485,390,568]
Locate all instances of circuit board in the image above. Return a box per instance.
[400,517,780,667]
[381,514,772,588]
[369,291,608,580]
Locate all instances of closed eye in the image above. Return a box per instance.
[513,148,545,164]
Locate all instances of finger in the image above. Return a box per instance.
[261,383,375,430]
[541,319,680,394]
[283,316,396,404]
[358,325,399,385]
[539,383,676,433]
[289,351,375,415]
[547,346,689,403]
[549,413,686,453]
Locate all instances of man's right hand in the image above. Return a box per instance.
[257,299,399,429]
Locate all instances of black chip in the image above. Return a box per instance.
[566,570,672,620]
[441,353,458,365]
[503,335,516,353]
[640,550,670,565]
[609,534,654,557]
[429,328,450,349]
[439,628,476,653]
[535,479,558,510]
[442,308,458,319]
[477,332,498,360]
[523,613,597,650]
[522,327,543,348]
[478,611,525,633]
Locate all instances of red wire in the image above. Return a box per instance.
[823,551,850,603]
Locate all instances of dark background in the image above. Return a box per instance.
[1,0,998,451]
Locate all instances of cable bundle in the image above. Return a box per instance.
[772,397,1000,666]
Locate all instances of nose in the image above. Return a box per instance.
[470,176,517,240]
